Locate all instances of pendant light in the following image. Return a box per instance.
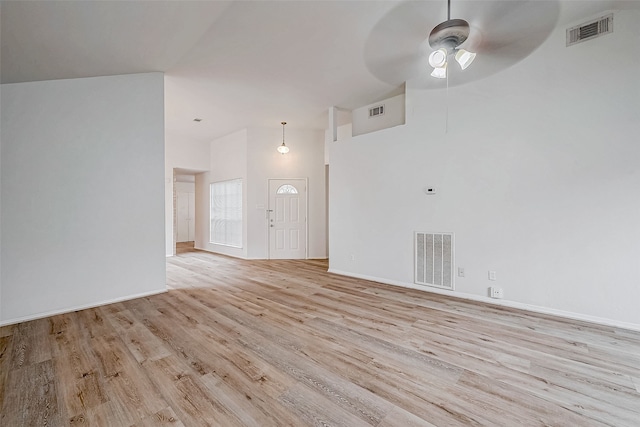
[277,121,290,154]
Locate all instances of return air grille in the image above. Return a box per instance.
[567,14,613,46]
[369,105,385,118]
[415,232,454,290]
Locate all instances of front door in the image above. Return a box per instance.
[268,179,307,259]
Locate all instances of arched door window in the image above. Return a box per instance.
[276,184,298,194]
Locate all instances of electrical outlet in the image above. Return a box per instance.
[490,287,504,299]
[457,267,465,277]
[350,254,355,261]
[488,270,497,281]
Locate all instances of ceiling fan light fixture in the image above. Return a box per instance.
[428,48,448,68]
[431,64,447,79]
[455,49,476,70]
[427,0,477,79]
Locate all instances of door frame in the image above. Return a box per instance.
[267,177,309,260]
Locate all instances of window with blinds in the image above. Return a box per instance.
[210,179,242,248]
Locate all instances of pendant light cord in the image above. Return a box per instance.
[281,121,286,145]
[446,0,451,133]
[445,67,449,134]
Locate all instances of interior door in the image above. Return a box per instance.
[176,191,195,242]
[269,179,307,259]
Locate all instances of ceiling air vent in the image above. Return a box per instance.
[567,14,613,46]
[369,104,385,118]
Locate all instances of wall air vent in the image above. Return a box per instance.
[415,232,454,290]
[368,104,385,118]
[567,14,613,46]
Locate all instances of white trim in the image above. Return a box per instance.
[192,247,326,262]
[195,246,247,260]
[0,288,167,327]
[327,269,640,332]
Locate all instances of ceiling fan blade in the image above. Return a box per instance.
[364,1,444,85]
[365,0,560,89]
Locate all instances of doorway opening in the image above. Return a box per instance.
[173,168,201,255]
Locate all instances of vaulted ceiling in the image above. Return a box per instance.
[1,1,635,143]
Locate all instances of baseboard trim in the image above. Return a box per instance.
[193,247,327,261]
[0,288,168,327]
[328,269,640,332]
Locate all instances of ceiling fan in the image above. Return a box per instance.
[426,0,477,79]
[364,0,561,89]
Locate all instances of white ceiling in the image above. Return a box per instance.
[2,0,636,143]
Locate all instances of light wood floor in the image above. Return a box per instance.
[176,241,195,254]
[2,250,640,426]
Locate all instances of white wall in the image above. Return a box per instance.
[352,94,405,137]
[1,73,166,324]
[324,123,353,166]
[165,130,209,255]
[0,85,3,320]
[329,10,640,328]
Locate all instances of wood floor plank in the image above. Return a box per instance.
[105,308,173,364]
[2,359,63,426]
[378,406,439,427]
[407,321,638,425]
[0,335,13,410]
[210,304,395,425]
[9,319,52,370]
[199,372,303,427]
[454,370,608,426]
[2,250,640,426]
[409,318,638,396]
[48,312,108,421]
[278,382,372,427]
[0,325,13,338]
[131,406,186,427]
[146,355,245,427]
[75,308,170,425]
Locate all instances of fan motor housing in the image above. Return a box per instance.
[429,18,470,49]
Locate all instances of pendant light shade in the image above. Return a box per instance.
[277,121,289,154]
